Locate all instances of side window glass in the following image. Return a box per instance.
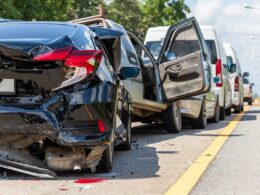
[130,37,153,67]
[167,25,201,59]
[121,36,139,66]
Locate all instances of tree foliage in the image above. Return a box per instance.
[0,0,190,37]
[103,0,143,35]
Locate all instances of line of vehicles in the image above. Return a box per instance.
[0,15,254,178]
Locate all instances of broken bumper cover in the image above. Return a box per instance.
[0,82,116,147]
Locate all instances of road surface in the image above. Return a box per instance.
[0,106,257,195]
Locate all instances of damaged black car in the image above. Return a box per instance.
[0,22,139,178]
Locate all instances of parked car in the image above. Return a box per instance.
[200,26,232,120]
[144,26,220,128]
[243,74,254,105]
[223,43,244,113]
[0,21,139,177]
[71,17,212,132]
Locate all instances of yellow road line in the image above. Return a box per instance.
[165,106,249,195]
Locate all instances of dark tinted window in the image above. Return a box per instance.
[243,78,249,84]
[0,23,76,40]
[205,40,217,64]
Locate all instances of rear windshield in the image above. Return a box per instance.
[0,23,76,40]
[145,41,162,59]
[205,40,217,64]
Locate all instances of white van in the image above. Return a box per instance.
[223,43,244,112]
[144,26,220,128]
[200,26,232,120]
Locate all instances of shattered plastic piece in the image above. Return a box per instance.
[74,178,105,184]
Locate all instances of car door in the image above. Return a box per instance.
[158,17,210,101]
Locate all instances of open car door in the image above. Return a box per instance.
[158,17,210,101]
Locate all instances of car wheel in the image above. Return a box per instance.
[211,98,220,123]
[191,99,207,129]
[162,102,182,133]
[226,107,232,115]
[120,114,132,151]
[248,98,253,105]
[96,141,114,172]
[219,98,226,120]
[234,105,242,113]
[241,102,244,111]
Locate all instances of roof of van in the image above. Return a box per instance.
[147,26,170,32]
[200,25,215,30]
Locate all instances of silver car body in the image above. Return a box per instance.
[223,43,244,108]
[201,26,232,110]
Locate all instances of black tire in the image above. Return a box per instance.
[219,98,226,120]
[234,105,241,113]
[241,102,244,111]
[96,142,114,172]
[191,99,207,129]
[210,98,220,123]
[162,102,182,133]
[226,107,232,115]
[120,114,132,151]
[248,98,253,105]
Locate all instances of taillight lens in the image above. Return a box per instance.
[33,47,103,89]
[235,76,239,91]
[64,50,103,74]
[250,85,253,93]
[33,47,73,61]
[216,59,222,87]
[97,120,105,133]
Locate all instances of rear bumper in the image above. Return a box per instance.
[179,96,203,119]
[0,82,116,148]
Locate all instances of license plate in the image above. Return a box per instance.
[0,79,15,95]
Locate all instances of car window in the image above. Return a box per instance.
[145,41,163,59]
[167,25,201,58]
[205,40,217,64]
[108,21,139,67]
[243,78,249,84]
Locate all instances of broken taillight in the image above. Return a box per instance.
[33,47,103,89]
[33,47,73,61]
[64,50,103,74]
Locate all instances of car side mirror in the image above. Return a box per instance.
[251,83,255,86]
[118,67,140,80]
[229,64,236,73]
[243,72,249,78]
[165,51,177,61]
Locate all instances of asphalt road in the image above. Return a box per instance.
[0,106,255,195]
[192,106,260,195]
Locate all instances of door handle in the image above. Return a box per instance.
[166,64,182,75]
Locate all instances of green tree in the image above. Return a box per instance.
[103,0,143,35]
[140,0,190,37]
[0,0,101,21]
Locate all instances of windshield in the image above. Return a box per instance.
[205,40,217,64]
[0,23,76,41]
[145,41,163,59]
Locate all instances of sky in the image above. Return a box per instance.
[185,0,260,94]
